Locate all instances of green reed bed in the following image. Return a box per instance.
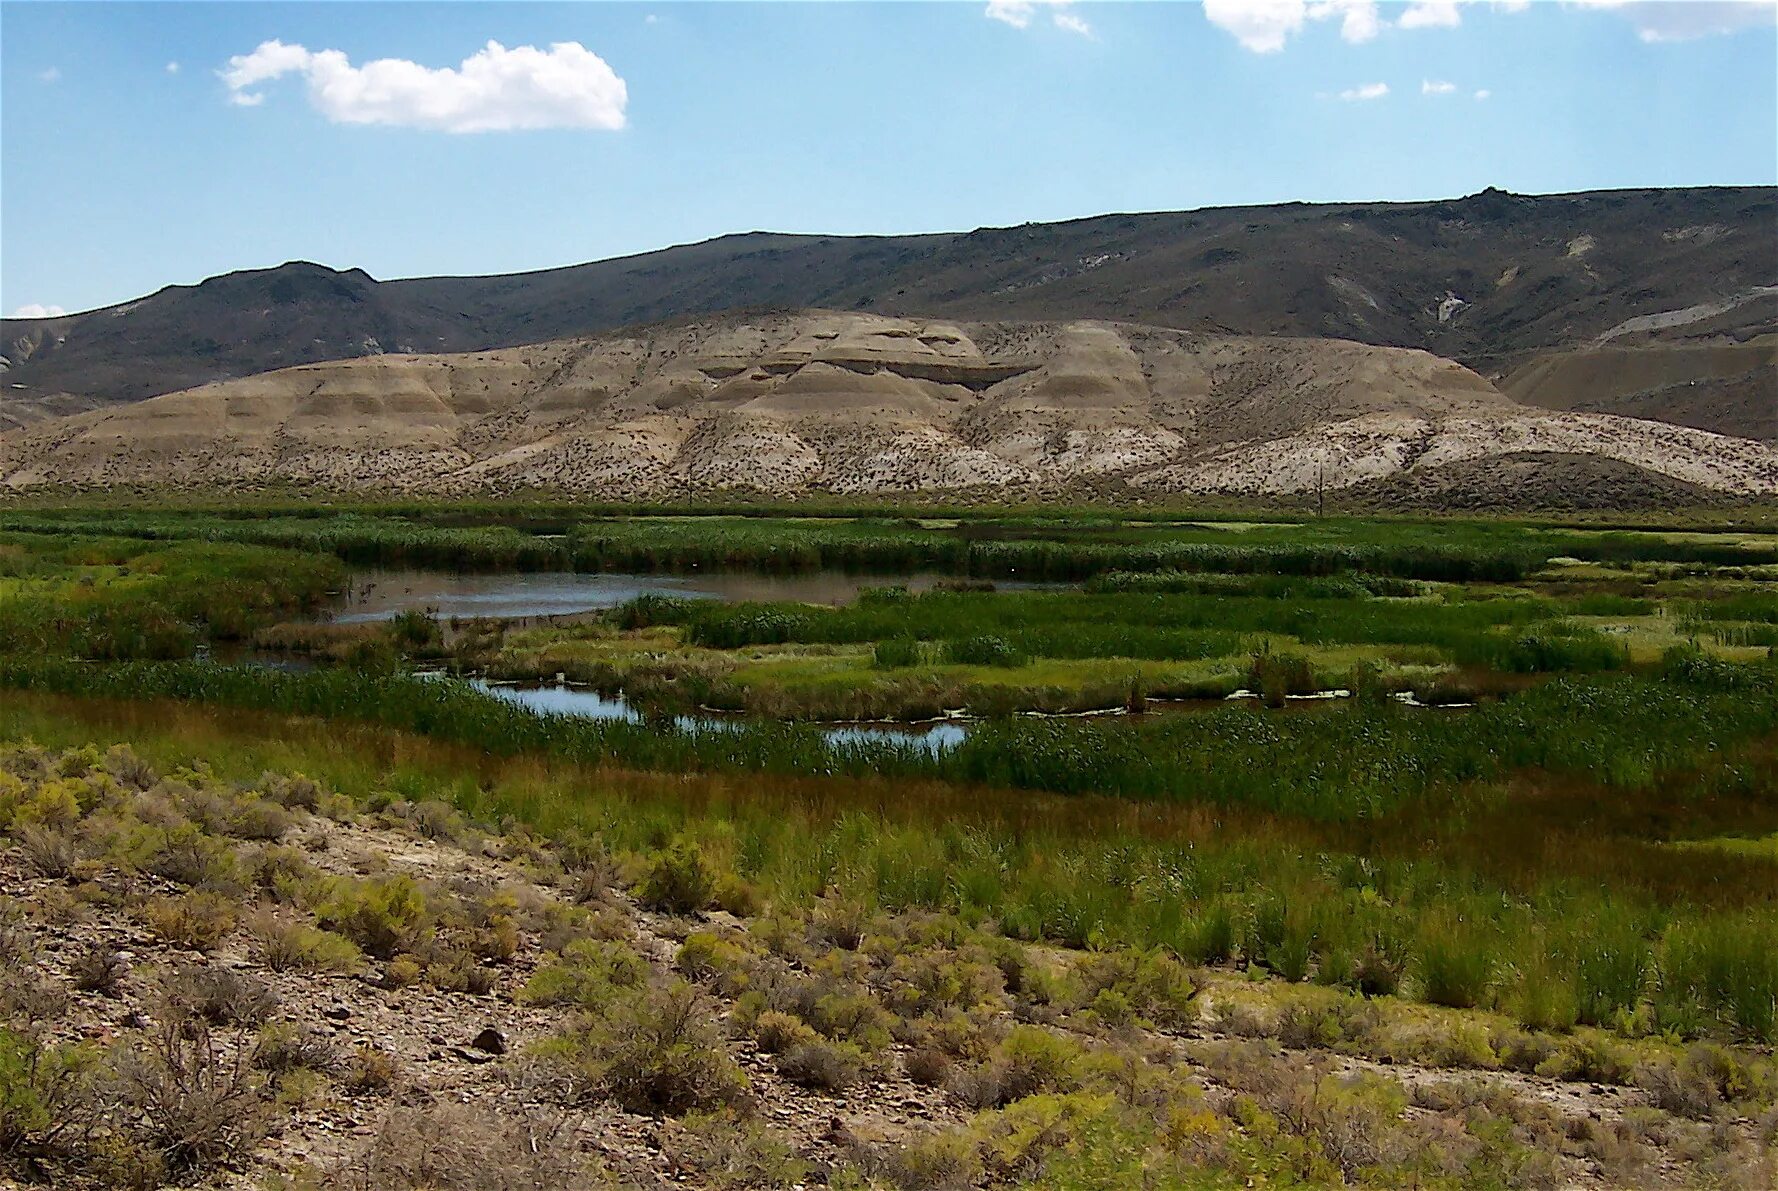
[9,508,1771,583]
[0,534,344,659]
[1,650,1770,823]
[618,586,1631,673]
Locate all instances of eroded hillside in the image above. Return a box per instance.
[3,311,1772,501]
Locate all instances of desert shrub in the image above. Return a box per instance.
[221,797,293,842]
[17,825,78,879]
[778,1039,867,1092]
[950,1025,1081,1109]
[905,1046,954,1087]
[68,942,130,996]
[248,910,363,973]
[711,872,763,917]
[1536,1034,1636,1084]
[321,1103,601,1190]
[258,771,323,812]
[671,1107,807,1190]
[394,798,465,844]
[317,875,430,959]
[423,946,499,995]
[808,896,870,951]
[882,949,1004,1018]
[675,931,752,989]
[141,824,242,893]
[253,1023,341,1077]
[143,891,239,952]
[342,1044,401,1097]
[0,962,69,1022]
[638,841,715,915]
[1074,950,1199,1029]
[165,964,278,1027]
[546,980,748,1116]
[0,775,81,831]
[522,938,649,1007]
[1492,1028,1559,1075]
[843,1127,984,1191]
[1276,997,1383,1054]
[750,1010,818,1055]
[0,1028,99,1172]
[109,1015,266,1173]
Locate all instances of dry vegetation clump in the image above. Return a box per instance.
[318,1102,608,1190]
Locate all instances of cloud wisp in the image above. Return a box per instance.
[1422,78,1459,94]
[1338,81,1390,100]
[10,304,68,319]
[1569,0,1778,43]
[219,39,628,133]
[1204,0,1775,52]
[985,1,1094,36]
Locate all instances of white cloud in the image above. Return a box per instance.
[166,61,180,74]
[219,39,628,132]
[1398,0,1463,28]
[1203,0,1309,52]
[38,67,60,83]
[986,0,1035,28]
[645,13,659,23]
[1338,81,1390,100]
[10,304,67,319]
[1422,78,1458,94]
[1310,0,1383,42]
[1566,0,1777,42]
[1199,0,1395,52]
[985,0,1091,34]
[1474,87,1492,99]
[1052,9,1094,35]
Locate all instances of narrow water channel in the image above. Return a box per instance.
[464,678,971,754]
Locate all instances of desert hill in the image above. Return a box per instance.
[3,311,1771,501]
[4,186,1773,439]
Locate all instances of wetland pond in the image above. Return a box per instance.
[315,568,1459,751]
[330,568,1061,624]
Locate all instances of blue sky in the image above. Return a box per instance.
[3,1,1775,315]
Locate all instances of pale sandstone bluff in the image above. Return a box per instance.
[2,311,1772,497]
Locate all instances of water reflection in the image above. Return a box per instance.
[332,569,1060,624]
[465,678,970,754]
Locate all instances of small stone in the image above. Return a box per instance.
[470,1027,507,1055]
[324,1005,352,1022]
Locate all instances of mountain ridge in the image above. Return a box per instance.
[6,185,1773,440]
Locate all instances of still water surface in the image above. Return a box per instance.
[465,679,971,754]
[332,569,1058,623]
